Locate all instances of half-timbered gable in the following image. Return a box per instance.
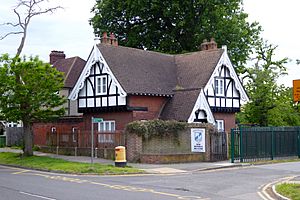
[69,45,127,113]
[204,48,249,113]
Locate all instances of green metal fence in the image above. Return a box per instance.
[231,126,300,163]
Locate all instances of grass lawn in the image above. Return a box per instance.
[0,152,143,175]
[276,183,300,200]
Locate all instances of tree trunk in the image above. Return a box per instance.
[23,122,33,156]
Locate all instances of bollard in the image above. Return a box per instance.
[56,146,59,155]
[115,146,126,167]
[75,147,77,157]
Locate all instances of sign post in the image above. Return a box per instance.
[91,117,103,165]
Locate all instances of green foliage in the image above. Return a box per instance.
[126,119,187,141]
[0,152,142,174]
[237,41,300,126]
[276,183,300,200]
[0,54,66,123]
[90,0,261,73]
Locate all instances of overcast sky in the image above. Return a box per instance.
[0,0,299,86]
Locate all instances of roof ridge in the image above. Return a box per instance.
[97,43,174,58]
[175,48,224,57]
[173,87,202,92]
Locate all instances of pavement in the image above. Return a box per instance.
[0,147,249,174]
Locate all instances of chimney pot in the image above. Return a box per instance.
[110,32,118,46]
[200,38,218,51]
[49,50,66,64]
[101,32,111,44]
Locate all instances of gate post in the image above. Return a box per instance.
[231,128,235,163]
[240,127,243,163]
[271,127,274,160]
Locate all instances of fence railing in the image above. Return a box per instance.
[231,126,300,163]
[46,130,125,149]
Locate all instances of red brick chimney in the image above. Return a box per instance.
[101,32,118,46]
[200,38,217,51]
[49,50,66,64]
[110,33,118,46]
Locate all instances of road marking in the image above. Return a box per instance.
[258,176,297,200]
[19,191,56,200]
[28,173,208,200]
[12,169,31,174]
[0,165,26,171]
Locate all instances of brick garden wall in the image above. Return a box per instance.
[126,123,216,163]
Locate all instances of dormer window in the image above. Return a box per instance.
[215,78,224,96]
[96,76,107,94]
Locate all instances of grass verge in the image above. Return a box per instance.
[0,152,143,175]
[276,183,300,200]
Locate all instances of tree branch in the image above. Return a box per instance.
[14,9,25,29]
[0,31,24,40]
[0,22,20,27]
[2,0,63,55]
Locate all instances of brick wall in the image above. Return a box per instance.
[129,96,168,120]
[126,123,216,163]
[33,118,84,146]
[126,133,142,162]
[82,112,133,131]
[213,112,236,133]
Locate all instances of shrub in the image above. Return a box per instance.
[126,119,187,142]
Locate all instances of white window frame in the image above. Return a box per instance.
[98,120,115,143]
[98,121,115,132]
[96,76,107,95]
[216,120,224,132]
[215,78,224,96]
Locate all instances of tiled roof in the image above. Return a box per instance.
[175,49,224,89]
[53,57,86,88]
[98,44,177,96]
[160,89,201,121]
[97,44,223,96]
[97,44,224,121]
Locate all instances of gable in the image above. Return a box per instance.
[68,45,127,110]
[187,89,215,124]
[204,50,249,104]
[196,49,249,114]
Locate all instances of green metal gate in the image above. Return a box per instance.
[231,126,300,163]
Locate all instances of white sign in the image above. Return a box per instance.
[191,128,206,152]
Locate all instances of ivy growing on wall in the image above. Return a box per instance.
[126,119,187,141]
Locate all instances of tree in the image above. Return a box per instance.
[237,41,300,126]
[0,0,62,56]
[0,0,62,156]
[90,0,261,73]
[0,55,66,156]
